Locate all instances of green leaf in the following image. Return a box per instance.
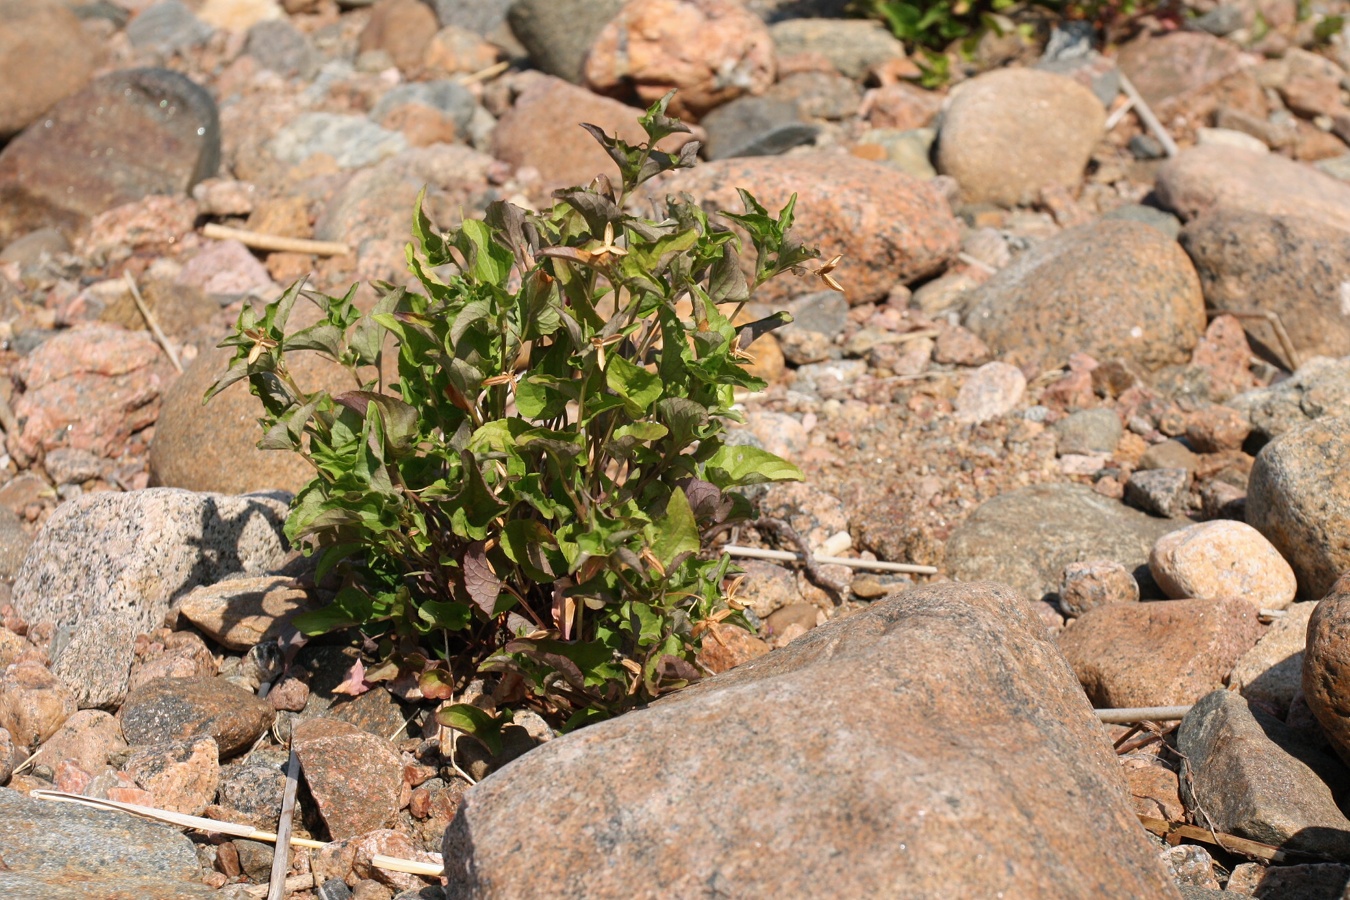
[704,445,803,486]
[436,703,504,755]
[605,354,662,414]
[651,487,699,568]
[456,218,515,287]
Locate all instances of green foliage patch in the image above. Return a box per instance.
[208,94,829,736]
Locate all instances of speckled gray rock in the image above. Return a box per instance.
[945,483,1181,603]
[963,220,1207,373]
[0,504,31,579]
[936,67,1105,206]
[126,1,213,55]
[442,583,1180,899]
[506,0,624,83]
[1181,211,1350,361]
[1229,357,1350,443]
[431,0,511,33]
[118,677,275,759]
[0,785,217,898]
[1125,468,1192,518]
[1102,203,1183,238]
[269,113,407,170]
[1230,600,1316,718]
[1178,689,1350,860]
[11,488,290,707]
[1247,414,1350,600]
[370,80,477,136]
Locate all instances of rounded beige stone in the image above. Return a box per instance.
[1148,520,1296,610]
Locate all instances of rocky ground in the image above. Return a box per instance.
[3,0,1350,896]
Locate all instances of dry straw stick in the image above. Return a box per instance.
[30,790,446,878]
[723,545,938,576]
[266,750,301,900]
[201,223,352,258]
[1095,705,1191,724]
[124,272,183,374]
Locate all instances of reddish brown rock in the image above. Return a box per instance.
[1181,210,1350,361]
[128,631,218,692]
[1116,32,1245,123]
[963,220,1206,372]
[1057,597,1263,708]
[442,583,1180,898]
[1058,559,1140,618]
[935,68,1104,207]
[658,153,959,304]
[491,76,695,193]
[10,325,173,461]
[1184,404,1251,453]
[29,709,127,775]
[0,660,76,749]
[1149,521,1297,612]
[1122,760,1183,822]
[118,677,275,759]
[0,0,102,138]
[150,342,350,494]
[293,718,402,840]
[1156,145,1350,234]
[1303,577,1350,765]
[865,83,942,131]
[584,0,775,120]
[695,622,770,674]
[358,0,438,74]
[122,736,220,816]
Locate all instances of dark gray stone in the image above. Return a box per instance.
[768,18,903,79]
[1178,690,1350,860]
[1125,467,1191,517]
[1102,203,1183,239]
[431,0,511,34]
[319,878,355,900]
[945,483,1181,603]
[700,96,817,161]
[506,0,624,84]
[245,19,317,78]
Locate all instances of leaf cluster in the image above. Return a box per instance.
[207,94,815,734]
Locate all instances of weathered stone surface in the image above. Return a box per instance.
[177,575,311,651]
[1231,600,1316,719]
[584,0,775,120]
[1179,689,1350,860]
[0,68,219,244]
[963,220,1207,372]
[946,483,1180,603]
[954,361,1025,424]
[0,785,217,898]
[936,67,1105,206]
[1058,559,1140,617]
[1149,520,1297,611]
[1180,211,1350,361]
[10,325,174,462]
[1247,414,1350,601]
[1057,597,1262,708]
[1116,31,1244,119]
[358,0,438,74]
[442,583,1179,898]
[29,709,127,775]
[12,489,290,707]
[0,661,76,749]
[1304,577,1350,767]
[0,0,102,139]
[658,153,959,304]
[1156,145,1350,234]
[293,717,403,840]
[695,621,770,674]
[122,735,220,816]
[1231,357,1350,444]
[118,677,275,759]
